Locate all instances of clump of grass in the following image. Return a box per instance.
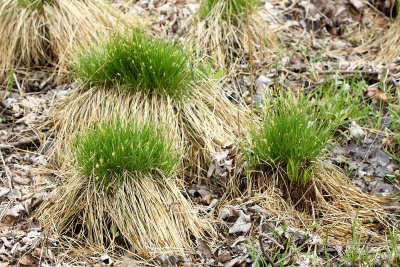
[0,0,126,84]
[185,0,277,68]
[50,27,247,181]
[74,120,178,191]
[247,91,339,185]
[37,120,210,256]
[74,29,196,100]
[200,0,258,21]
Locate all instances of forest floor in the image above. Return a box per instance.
[0,0,399,266]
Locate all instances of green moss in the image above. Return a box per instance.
[74,120,178,191]
[74,29,197,100]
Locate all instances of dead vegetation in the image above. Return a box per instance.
[184,0,278,68]
[0,0,127,84]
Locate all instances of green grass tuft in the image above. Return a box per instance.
[247,91,339,184]
[200,0,259,21]
[17,0,51,9]
[74,120,178,191]
[74,29,197,100]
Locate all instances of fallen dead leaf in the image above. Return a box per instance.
[366,88,389,105]
[32,247,52,260]
[200,194,211,205]
[196,238,213,259]
[12,175,31,185]
[215,250,232,263]
[18,254,37,266]
[0,187,10,199]
[228,210,251,235]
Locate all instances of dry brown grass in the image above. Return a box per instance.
[370,17,400,63]
[48,80,249,181]
[223,161,395,244]
[0,0,127,84]
[36,168,211,257]
[184,0,278,68]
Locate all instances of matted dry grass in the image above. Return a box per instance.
[0,0,127,84]
[48,81,248,180]
[223,161,395,244]
[184,0,278,68]
[370,17,400,63]
[353,1,400,63]
[36,169,211,257]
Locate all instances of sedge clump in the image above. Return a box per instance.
[74,120,178,191]
[36,120,210,255]
[248,91,339,185]
[74,29,196,100]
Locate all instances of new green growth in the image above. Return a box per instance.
[74,120,178,191]
[74,29,196,100]
[247,91,340,184]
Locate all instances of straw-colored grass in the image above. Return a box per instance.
[0,0,126,84]
[36,121,211,257]
[185,0,278,68]
[371,17,400,62]
[354,2,400,63]
[37,169,210,257]
[225,162,394,244]
[48,30,248,180]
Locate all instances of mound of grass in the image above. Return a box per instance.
[247,92,339,185]
[0,0,125,84]
[200,0,259,20]
[37,120,210,255]
[74,120,178,191]
[74,29,196,100]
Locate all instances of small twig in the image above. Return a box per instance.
[274,237,312,266]
[316,70,381,76]
[259,233,285,250]
[245,0,254,116]
[258,235,276,267]
[0,151,13,189]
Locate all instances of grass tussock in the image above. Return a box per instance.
[74,121,178,191]
[185,0,278,68]
[221,90,395,244]
[226,163,393,244]
[247,91,338,185]
[0,0,126,83]
[75,29,196,100]
[36,121,210,256]
[50,30,247,180]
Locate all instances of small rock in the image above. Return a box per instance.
[99,254,113,266]
[349,121,365,139]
